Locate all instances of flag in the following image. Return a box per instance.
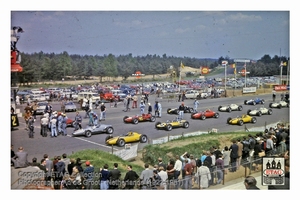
[222,60,228,66]
[230,63,236,68]
[234,67,236,74]
[180,61,185,69]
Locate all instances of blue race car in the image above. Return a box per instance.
[244,98,265,105]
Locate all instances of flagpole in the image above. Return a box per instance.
[287,59,289,85]
[280,63,283,85]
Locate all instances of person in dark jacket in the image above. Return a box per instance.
[108,163,122,189]
[244,176,260,190]
[123,165,139,189]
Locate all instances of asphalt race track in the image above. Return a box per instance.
[11,93,289,161]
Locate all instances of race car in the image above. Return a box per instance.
[167,106,194,114]
[218,104,243,112]
[105,131,148,147]
[227,114,257,126]
[72,124,114,137]
[191,109,220,120]
[155,117,189,131]
[247,107,273,116]
[123,113,156,124]
[269,101,289,109]
[244,98,265,105]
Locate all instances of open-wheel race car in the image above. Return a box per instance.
[155,117,189,131]
[227,114,257,126]
[218,104,243,112]
[191,109,220,120]
[72,124,114,137]
[244,98,265,105]
[167,105,194,114]
[105,131,148,147]
[123,113,156,124]
[269,101,289,109]
[247,107,272,116]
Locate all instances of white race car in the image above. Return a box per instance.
[269,101,289,109]
[247,107,273,116]
[218,104,243,112]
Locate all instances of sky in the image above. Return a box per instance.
[8,5,291,61]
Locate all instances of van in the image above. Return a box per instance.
[77,92,100,103]
[48,88,61,93]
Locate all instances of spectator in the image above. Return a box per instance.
[183,159,193,189]
[53,156,66,190]
[44,154,54,186]
[11,145,15,166]
[11,146,29,169]
[244,176,260,190]
[166,159,175,189]
[123,165,139,189]
[108,163,121,190]
[139,163,153,189]
[99,164,110,190]
[193,99,199,112]
[157,166,168,190]
[68,159,76,175]
[229,140,239,172]
[99,103,106,121]
[236,139,243,170]
[140,101,145,114]
[215,154,224,184]
[83,160,94,190]
[222,146,230,174]
[173,155,182,189]
[178,102,185,120]
[157,157,167,171]
[147,103,152,114]
[62,153,70,173]
[195,160,211,189]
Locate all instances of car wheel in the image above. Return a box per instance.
[191,113,195,119]
[200,115,206,120]
[257,111,262,117]
[227,107,232,113]
[105,135,113,142]
[72,121,76,127]
[85,130,92,138]
[268,109,272,115]
[150,116,156,122]
[238,120,244,126]
[253,102,256,105]
[214,113,219,118]
[251,117,257,123]
[183,122,189,128]
[167,108,171,114]
[140,135,148,143]
[269,103,273,108]
[189,108,194,113]
[133,118,139,124]
[261,99,265,104]
[176,110,180,115]
[106,127,114,134]
[244,100,247,105]
[123,116,129,123]
[117,139,125,147]
[218,106,222,111]
[247,109,251,115]
[238,106,243,111]
[227,117,232,124]
[166,124,172,131]
[278,104,282,109]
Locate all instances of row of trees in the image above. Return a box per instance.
[12,51,289,85]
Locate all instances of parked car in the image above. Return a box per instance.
[227,114,257,126]
[191,109,220,120]
[64,101,77,112]
[218,104,243,112]
[72,124,114,137]
[244,98,265,105]
[184,90,200,99]
[36,101,48,115]
[123,113,156,124]
[105,131,148,147]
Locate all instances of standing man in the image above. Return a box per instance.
[50,112,58,138]
[44,154,54,186]
[174,155,182,189]
[32,101,38,120]
[132,94,138,109]
[193,99,199,112]
[40,113,49,137]
[139,163,153,189]
[108,163,122,190]
[147,103,152,114]
[229,140,239,172]
[83,160,95,190]
[123,165,139,189]
[272,89,276,102]
[57,112,63,135]
[178,102,185,120]
[61,113,67,136]
[140,101,145,114]
[28,116,35,138]
[45,102,53,118]
[99,103,106,121]
[74,111,82,130]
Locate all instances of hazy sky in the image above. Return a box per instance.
[10,9,290,60]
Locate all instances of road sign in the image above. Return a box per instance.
[201,66,209,74]
[132,71,145,79]
[239,69,250,77]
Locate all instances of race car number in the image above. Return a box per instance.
[11,114,19,127]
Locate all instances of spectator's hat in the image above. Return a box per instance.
[85,160,90,166]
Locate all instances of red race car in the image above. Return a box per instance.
[57,112,76,127]
[123,113,156,124]
[191,109,220,120]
